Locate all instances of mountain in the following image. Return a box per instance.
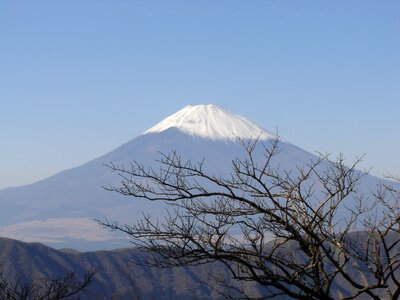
[0,104,396,250]
[0,236,395,299]
[144,104,274,140]
[0,237,256,300]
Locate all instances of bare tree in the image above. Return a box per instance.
[346,177,400,300]
[101,138,400,299]
[0,269,96,300]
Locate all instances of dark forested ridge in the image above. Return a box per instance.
[0,237,262,299]
[1,235,398,299]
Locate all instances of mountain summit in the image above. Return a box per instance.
[144,104,274,141]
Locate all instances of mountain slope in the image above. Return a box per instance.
[0,237,264,299]
[0,104,396,250]
[0,236,395,299]
[145,104,274,140]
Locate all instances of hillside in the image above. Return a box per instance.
[0,105,395,250]
[2,235,398,299]
[0,237,266,299]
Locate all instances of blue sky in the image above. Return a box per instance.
[1,1,399,189]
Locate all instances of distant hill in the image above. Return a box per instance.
[0,237,267,299]
[2,234,399,299]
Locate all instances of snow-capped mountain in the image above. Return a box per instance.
[145,104,274,141]
[0,105,394,250]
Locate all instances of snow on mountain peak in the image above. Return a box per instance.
[144,104,274,141]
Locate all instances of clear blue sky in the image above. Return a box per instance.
[1,1,399,189]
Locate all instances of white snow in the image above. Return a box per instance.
[144,104,275,141]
